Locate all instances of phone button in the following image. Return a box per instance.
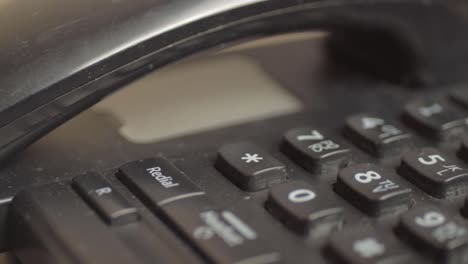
[266,181,343,235]
[344,113,412,157]
[403,99,467,140]
[398,148,468,198]
[396,206,468,263]
[335,164,412,216]
[325,227,411,264]
[215,142,287,191]
[72,173,139,225]
[162,196,281,264]
[117,158,205,207]
[282,127,351,173]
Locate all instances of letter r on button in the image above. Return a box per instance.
[95,187,112,196]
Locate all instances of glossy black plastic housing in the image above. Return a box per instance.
[5,17,468,263]
[0,0,468,162]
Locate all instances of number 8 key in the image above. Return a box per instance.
[335,164,412,216]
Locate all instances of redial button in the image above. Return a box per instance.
[117,158,205,207]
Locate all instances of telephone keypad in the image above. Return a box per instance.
[21,92,468,264]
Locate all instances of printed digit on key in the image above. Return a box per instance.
[288,189,316,203]
[415,211,446,228]
[355,171,382,184]
[418,154,446,165]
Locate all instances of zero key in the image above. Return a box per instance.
[266,181,343,235]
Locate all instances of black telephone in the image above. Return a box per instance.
[2,0,468,263]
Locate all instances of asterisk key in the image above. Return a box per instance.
[241,153,263,163]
